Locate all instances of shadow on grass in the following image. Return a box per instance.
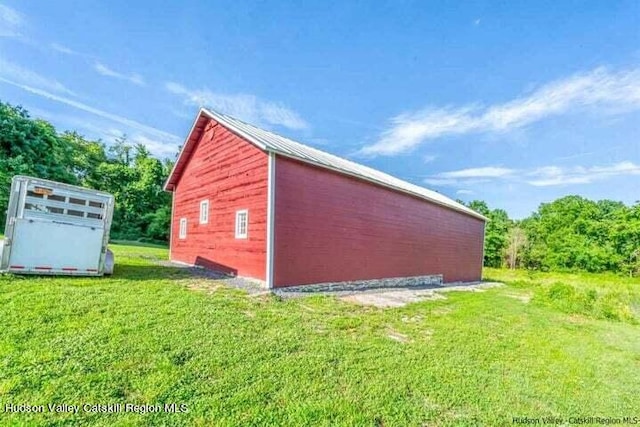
[1,258,236,287]
[109,263,193,281]
[110,261,239,283]
[2,264,192,282]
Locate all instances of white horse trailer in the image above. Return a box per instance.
[0,176,115,276]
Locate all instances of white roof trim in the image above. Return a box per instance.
[163,109,206,191]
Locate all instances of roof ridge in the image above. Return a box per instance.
[208,109,413,179]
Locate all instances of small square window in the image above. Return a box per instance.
[200,200,209,224]
[235,210,248,239]
[179,218,187,239]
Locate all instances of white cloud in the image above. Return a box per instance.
[456,189,475,195]
[0,57,75,96]
[424,166,514,186]
[438,166,515,179]
[526,162,640,187]
[424,177,490,187]
[425,161,640,188]
[129,134,179,158]
[423,154,437,164]
[362,66,640,156]
[0,5,24,37]
[165,81,308,130]
[0,76,181,156]
[94,62,145,86]
[50,43,78,55]
[260,102,308,130]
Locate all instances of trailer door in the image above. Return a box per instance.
[4,179,112,275]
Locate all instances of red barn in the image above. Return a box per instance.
[164,108,486,289]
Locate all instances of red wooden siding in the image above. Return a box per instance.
[170,119,268,280]
[273,156,484,287]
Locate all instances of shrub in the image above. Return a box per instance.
[532,281,637,324]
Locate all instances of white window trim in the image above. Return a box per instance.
[235,209,248,239]
[199,199,209,224]
[179,217,187,239]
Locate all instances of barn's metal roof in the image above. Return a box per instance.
[165,108,486,221]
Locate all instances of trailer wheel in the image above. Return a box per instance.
[104,249,115,275]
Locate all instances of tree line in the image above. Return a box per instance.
[466,198,640,276]
[1,101,638,275]
[0,101,173,243]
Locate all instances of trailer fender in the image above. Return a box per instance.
[104,249,114,275]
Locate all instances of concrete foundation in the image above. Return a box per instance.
[275,274,444,293]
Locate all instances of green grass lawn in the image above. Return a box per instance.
[1,245,639,426]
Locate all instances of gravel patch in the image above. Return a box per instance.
[276,281,503,308]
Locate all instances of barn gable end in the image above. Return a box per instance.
[169,119,269,281]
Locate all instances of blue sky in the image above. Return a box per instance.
[1,0,639,218]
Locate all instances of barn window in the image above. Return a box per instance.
[199,200,209,224]
[179,218,187,239]
[235,210,248,239]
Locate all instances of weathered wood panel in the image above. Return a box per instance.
[170,120,268,280]
[273,156,484,287]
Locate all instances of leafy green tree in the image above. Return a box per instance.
[521,196,625,272]
[144,205,172,241]
[612,202,640,276]
[109,134,133,166]
[59,131,108,186]
[90,141,173,241]
[466,200,512,267]
[506,226,527,269]
[0,102,76,224]
[0,101,175,242]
